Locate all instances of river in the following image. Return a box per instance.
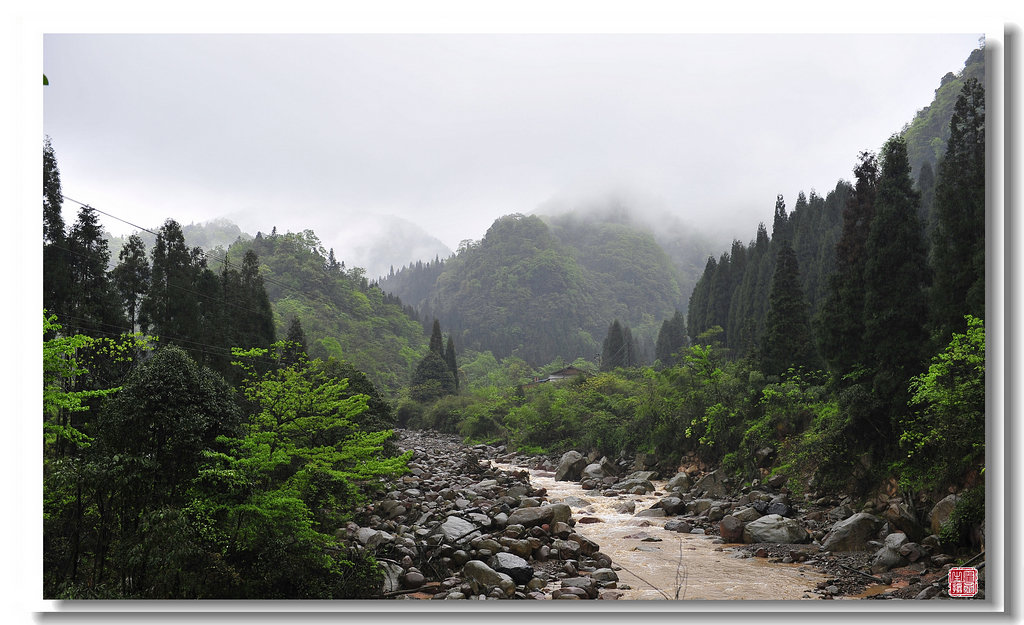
[494,462,827,600]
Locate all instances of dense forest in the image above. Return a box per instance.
[42,46,987,599]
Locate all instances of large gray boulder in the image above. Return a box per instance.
[666,472,692,493]
[506,505,553,528]
[870,532,910,573]
[742,514,809,544]
[433,515,480,545]
[555,451,588,481]
[653,496,686,515]
[821,512,885,552]
[463,560,515,597]
[928,494,959,536]
[883,502,927,542]
[693,470,729,498]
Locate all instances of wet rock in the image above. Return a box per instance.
[506,505,553,528]
[821,512,885,552]
[653,496,686,515]
[489,552,533,585]
[883,502,927,543]
[568,532,600,556]
[634,507,666,518]
[927,494,960,536]
[742,514,809,544]
[560,576,598,599]
[664,520,693,534]
[870,532,909,573]
[732,506,762,523]
[693,470,729,498]
[719,515,745,543]
[401,570,425,589]
[615,501,636,514]
[666,472,692,493]
[708,506,725,522]
[463,560,515,598]
[555,451,588,481]
[434,515,481,545]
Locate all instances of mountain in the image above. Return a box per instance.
[106,218,251,268]
[379,210,711,366]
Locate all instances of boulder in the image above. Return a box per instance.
[821,512,885,552]
[732,506,762,523]
[654,496,686,515]
[870,532,909,573]
[583,463,606,481]
[433,515,480,545]
[742,514,809,544]
[666,472,692,493]
[719,515,745,543]
[568,532,600,556]
[555,451,588,481]
[664,519,693,533]
[883,502,927,542]
[927,494,959,536]
[463,560,515,597]
[693,471,729,498]
[506,506,553,528]
[560,576,598,599]
[489,552,533,585]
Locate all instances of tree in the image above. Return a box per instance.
[863,134,930,411]
[111,234,150,332]
[410,350,457,402]
[760,244,819,376]
[43,137,71,322]
[655,309,687,368]
[817,151,879,376]
[141,219,200,341]
[930,78,986,342]
[898,315,984,491]
[66,205,126,334]
[444,335,459,390]
[281,316,308,366]
[428,318,444,354]
[601,319,626,371]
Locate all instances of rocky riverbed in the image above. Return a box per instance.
[347,430,984,601]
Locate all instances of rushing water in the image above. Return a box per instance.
[494,462,826,600]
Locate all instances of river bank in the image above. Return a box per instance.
[350,429,982,601]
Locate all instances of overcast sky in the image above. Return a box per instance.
[43,33,982,261]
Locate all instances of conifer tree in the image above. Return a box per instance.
[43,137,71,323]
[930,78,985,341]
[444,335,459,391]
[655,309,687,368]
[429,319,444,354]
[111,234,151,332]
[601,319,626,371]
[67,205,126,333]
[282,316,308,366]
[817,151,879,376]
[863,134,930,410]
[761,244,818,376]
[141,219,201,342]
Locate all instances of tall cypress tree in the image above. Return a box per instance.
[282,316,308,366]
[43,137,71,323]
[111,234,151,333]
[444,335,459,391]
[141,219,201,343]
[761,244,818,376]
[930,78,985,341]
[239,250,276,349]
[429,319,444,354]
[601,319,626,371]
[817,151,879,376]
[863,134,930,411]
[67,205,126,334]
[655,309,687,368]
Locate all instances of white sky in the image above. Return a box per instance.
[43,32,983,256]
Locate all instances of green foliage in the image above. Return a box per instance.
[897,316,985,491]
[938,484,985,548]
[760,244,819,376]
[410,350,457,402]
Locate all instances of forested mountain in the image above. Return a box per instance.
[224,229,428,393]
[321,214,453,282]
[106,218,251,269]
[378,211,703,366]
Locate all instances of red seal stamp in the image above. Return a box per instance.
[948,567,979,598]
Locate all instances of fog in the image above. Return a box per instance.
[43,33,982,267]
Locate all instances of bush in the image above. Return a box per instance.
[939,484,985,550]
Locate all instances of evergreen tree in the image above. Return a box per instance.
[111,234,151,332]
[930,78,985,341]
[43,137,71,323]
[601,319,626,371]
[916,160,936,241]
[410,350,456,402]
[238,250,276,349]
[429,318,444,354]
[771,194,791,247]
[66,205,126,333]
[623,325,637,367]
[655,309,687,368]
[444,335,459,391]
[863,134,930,412]
[817,151,879,375]
[282,316,308,366]
[140,219,201,343]
[761,244,819,376]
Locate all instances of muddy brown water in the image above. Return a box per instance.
[494,462,827,600]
